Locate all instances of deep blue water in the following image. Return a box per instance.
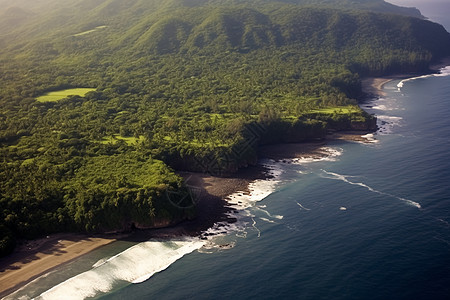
[102,74,450,300]
[5,5,450,300]
[10,61,449,300]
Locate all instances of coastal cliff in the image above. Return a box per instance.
[1,0,450,257]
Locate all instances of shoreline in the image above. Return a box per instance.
[6,59,450,297]
[0,138,371,298]
[361,56,450,100]
[0,234,117,298]
[0,141,331,298]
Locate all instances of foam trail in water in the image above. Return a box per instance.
[259,217,277,224]
[251,217,261,238]
[320,170,421,209]
[17,147,345,300]
[296,202,311,211]
[36,239,205,300]
[254,206,284,220]
[208,148,343,241]
[288,147,344,165]
[436,218,450,227]
[398,66,450,90]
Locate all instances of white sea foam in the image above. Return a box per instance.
[92,257,109,268]
[372,104,388,110]
[198,240,236,252]
[33,149,345,300]
[365,95,405,112]
[320,170,421,209]
[297,170,311,175]
[224,159,283,210]
[226,180,279,210]
[296,202,311,211]
[288,147,343,165]
[35,239,205,300]
[259,217,277,224]
[438,65,450,76]
[206,148,343,241]
[360,133,379,144]
[251,217,261,238]
[217,149,342,235]
[398,65,450,90]
[203,160,284,240]
[255,206,284,220]
[376,115,403,135]
[3,271,57,300]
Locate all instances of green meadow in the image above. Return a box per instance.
[36,88,96,102]
[309,106,357,114]
[99,135,145,145]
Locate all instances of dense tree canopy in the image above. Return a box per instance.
[1,0,449,256]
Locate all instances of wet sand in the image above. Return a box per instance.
[361,77,392,97]
[0,234,116,298]
[0,143,326,298]
[0,75,392,298]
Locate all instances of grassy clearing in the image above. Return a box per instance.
[99,135,145,145]
[36,88,96,102]
[21,158,35,166]
[309,105,358,114]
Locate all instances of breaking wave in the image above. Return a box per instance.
[36,239,205,300]
[398,65,450,89]
[17,148,345,300]
[286,147,343,165]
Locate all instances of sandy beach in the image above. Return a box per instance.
[361,56,450,100]
[0,76,392,298]
[0,142,328,298]
[361,77,393,97]
[0,234,116,298]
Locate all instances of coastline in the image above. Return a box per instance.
[1,66,432,297]
[0,234,117,298]
[361,77,393,97]
[0,142,329,298]
[361,56,450,100]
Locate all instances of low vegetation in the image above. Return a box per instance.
[36,88,96,102]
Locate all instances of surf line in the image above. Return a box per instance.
[319,170,421,209]
[397,65,450,89]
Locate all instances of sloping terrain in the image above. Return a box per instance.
[1,0,449,256]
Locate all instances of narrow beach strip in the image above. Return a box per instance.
[0,235,116,298]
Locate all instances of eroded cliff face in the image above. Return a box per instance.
[350,118,378,131]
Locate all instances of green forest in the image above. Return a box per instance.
[1,0,450,256]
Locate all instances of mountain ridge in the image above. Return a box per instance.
[1,0,449,256]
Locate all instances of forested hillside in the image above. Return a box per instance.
[1,0,449,256]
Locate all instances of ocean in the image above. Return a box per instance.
[5,5,450,300]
